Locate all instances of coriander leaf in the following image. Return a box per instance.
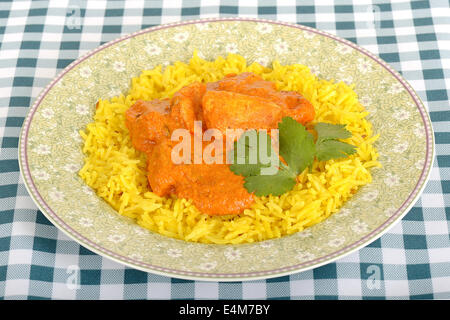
[278,117,315,174]
[229,130,273,176]
[243,169,296,196]
[228,117,357,197]
[314,122,352,143]
[314,122,356,161]
[229,128,297,196]
[316,139,356,161]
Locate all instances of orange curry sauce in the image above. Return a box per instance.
[125,72,315,216]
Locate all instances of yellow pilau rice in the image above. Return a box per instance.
[79,53,381,244]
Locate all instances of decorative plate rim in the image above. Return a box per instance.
[18,17,435,281]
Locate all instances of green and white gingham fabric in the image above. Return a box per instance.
[1,0,449,300]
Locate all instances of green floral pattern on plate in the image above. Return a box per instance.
[20,19,433,280]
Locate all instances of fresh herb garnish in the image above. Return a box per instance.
[229,117,356,196]
[314,122,356,161]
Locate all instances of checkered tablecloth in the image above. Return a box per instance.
[1,0,449,300]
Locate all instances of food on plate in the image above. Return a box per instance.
[79,53,380,244]
[124,72,316,215]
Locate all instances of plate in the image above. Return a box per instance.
[19,18,434,281]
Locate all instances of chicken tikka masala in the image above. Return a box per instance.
[125,72,315,215]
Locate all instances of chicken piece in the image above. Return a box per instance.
[176,163,255,215]
[278,91,315,125]
[170,82,206,133]
[145,139,179,196]
[125,99,171,153]
[202,90,283,132]
[210,72,315,125]
[146,137,254,215]
[215,72,269,93]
